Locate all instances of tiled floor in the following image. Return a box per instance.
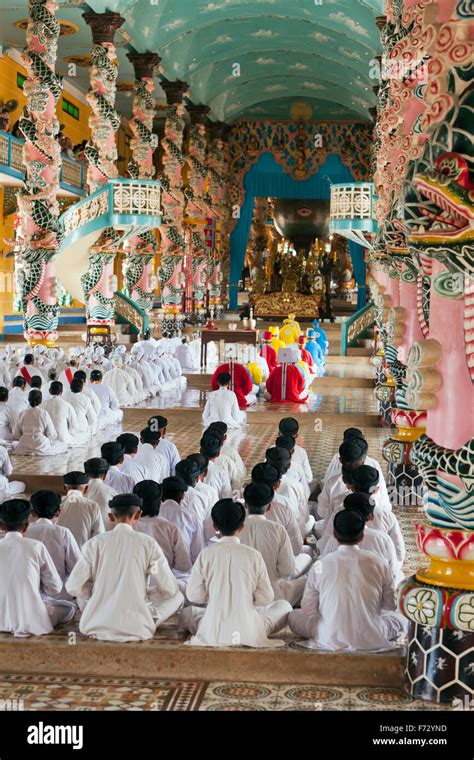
[0,674,452,712]
[3,354,437,711]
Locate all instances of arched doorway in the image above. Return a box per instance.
[229,151,367,310]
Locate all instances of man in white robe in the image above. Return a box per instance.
[100,442,135,493]
[322,428,390,505]
[28,490,81,601]
[14,390,68,457]
[180,499,292,648]
[241,483,309,606]
[136,428,168,483]
[0,499,76,636]
[63,379,98,445]
[278,417,313,486]
[43,381,80,447]
[84,458,117,531]
[66,494,183,642]
[116,433,148,485]
[73,370,102,420]
[289,510,407,651]
[200,433,232,499]
[0,387,18,442]
[159,477,204,564]
[202,372,247,429]
[7,377,29,416]
[57,471,104,548]
[89,370,123,427]
[147,416,180,477]
[175,459,208,523]
[266,447,314,536]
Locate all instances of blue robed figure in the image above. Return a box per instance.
[311,320,329,355]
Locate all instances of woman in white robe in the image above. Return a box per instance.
[14,390,68,456]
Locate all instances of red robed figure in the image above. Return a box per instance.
[266,363,307,403]
[211,360,253,409]
[259,331,278,372]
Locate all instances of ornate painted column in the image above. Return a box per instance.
[121,52,161,318]
[184,104,211,322]
[207,121,232,316]
[157,80,188,337]
[81,11,124,331]
[16,0,63,346]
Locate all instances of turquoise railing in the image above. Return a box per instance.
[340,300,376,356]
[114,290,149,336]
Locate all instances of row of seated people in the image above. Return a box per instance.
[0,417,407,651]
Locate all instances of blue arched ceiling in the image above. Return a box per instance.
[0,0,383,122]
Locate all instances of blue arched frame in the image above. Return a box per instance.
[229,151,367,310]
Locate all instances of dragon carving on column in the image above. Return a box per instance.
[157,82,188,315]
[16,0,63,346]
[82,12,124,326]
[121,53,160,316]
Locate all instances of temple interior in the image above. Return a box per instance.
[0,0,472,717]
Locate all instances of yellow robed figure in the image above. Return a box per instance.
[268,326,286,353]
[279,314,301,345]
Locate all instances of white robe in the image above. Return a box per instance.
[103,367,140,406]
[180,536,292,648]
[120,454,148,485]
[135,443,168,484]
[90,383,123,427]
[0,445,25,500]
[289,545,407,651]
[56,491,105,548]
[0,532,75,636]
[104,466,135,494]
[293,443,313,484]
[66,523,183,642]
[204,459,233,500]
[6,387,29,416]
[135,516,192,574]
[240,514,307,606]
[26,518,81,600]
[320,522,402,585]
[174,343,199,371]
[84,478,117,531]
[156,437,181,478]
[63,391,97,444]
[267,498,305,557]
[202,387,247,430]
[323,453,391,508]
[14,407,67,457]
[42,396,80,446]
[159,498,204,563]
[0,402,17,442]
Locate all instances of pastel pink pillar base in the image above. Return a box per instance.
[427,261,473,449]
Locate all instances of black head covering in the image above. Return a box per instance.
[339,437,368,463]
[352,465,379,491]
[244,482,274,509]
[133,480,162,516]
[278,417,299,436]
[116,433,139,454]
[101,441,125,465]
[343,492,374,521]
[175,459,201,485]
[140,427,161,444]
[109,494,143,512]
[200,433,222,457]
[211,499,245,533]
[207,421,227,436]
[30,490,61,517]
[251,462,280,487]
[162,476,188,494]
[265,446,291,474]
[343,427,363,441]
[148,415,167,430]
[334,510,365,543]
[275,434,295,451]
[0,498,31,524]
[63,471,89,486]
[84,457,109,475]
[187,453,209,473]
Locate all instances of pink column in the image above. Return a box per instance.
[398,277,424,364]
[426,261,473,449]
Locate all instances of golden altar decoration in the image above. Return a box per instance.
[253,292,321,318]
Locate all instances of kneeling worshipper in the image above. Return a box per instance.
[57,471,104,548]
[259,331,278,373]
[265,348,309,404]
[202,371,247,429]
[102,351,142,406]
[89,370,123,427]
[0,387,18,443]
[305,329,325,375]
[0,444,25,501]
[43,381,80,447]
[136,427,169,483]
[265,446,313,537]
[115,433,148,485]
[174,337,199,372]
[64,378,98,445]
[83,457,117,531]
[279,314,301,345]
[211,356,255,409]
[147,415,181,477]
[0,499,76,637]
[133,480,192,592]
[66,494,184,642]
[311,319,329,355]
[288,510,407,651]
[319,492,401,585]
[241,483,309,606]
[179,499,292,647]
[28,490,81,601]
[14,390,68,456]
